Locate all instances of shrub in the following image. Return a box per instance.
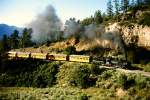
[56,62,91,88]
[0,60,60,87]
[16,72,33,87]
[78,93,88,100]
[100,70,114,80]
[138,12,150,26]
[126,49,137,63]
[115,74,135,89]
[135,75,148,89]
[33,62,59,88]
[89,64,104,75]
[0,73,16,86]
[46,40,51,46]
[117,73,128,89]
[33,45,39,48]
[89,47,105,56]
[116,73,150,90]
[64,46,76,55]
[144,63,150,72]
[69,65,91,88]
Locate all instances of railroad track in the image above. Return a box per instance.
[99,66,150,77]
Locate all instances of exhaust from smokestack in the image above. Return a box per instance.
[64,18,81,38]
[28,4,125,52]
[63,18,124,51]
[28,5,62,44]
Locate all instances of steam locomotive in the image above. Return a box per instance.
[8,51,128,68]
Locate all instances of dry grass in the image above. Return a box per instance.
[0,86,122,100]
[11,36,117,53]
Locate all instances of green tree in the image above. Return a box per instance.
[113,0,120,21]
[1,34,10,52]
[144,0,150,7]
[94,10,103,25]
[136,0,143,6]
[10,30,19,49]
[102,12,109,21]
[21,28,33,48]
[121,0,129,13]
[80,16,94,25]
[107,0,113,19]
[131,0,135,7]
[114,0,120,16]
[69,65,90,88]
[64,46,76,55]
[124,0,129,11]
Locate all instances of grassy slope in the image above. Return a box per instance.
[0,61,150,100]
[0,86,125,100]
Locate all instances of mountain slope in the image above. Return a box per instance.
[0,24,22,38]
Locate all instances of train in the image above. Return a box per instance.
[7,51,129,68]
[8,51,92,63]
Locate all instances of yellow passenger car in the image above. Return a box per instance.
[17,52,30,58]
[31,53,47,59]
[8,51,17,59]
[47,54,68,61]
[69,55,91,63]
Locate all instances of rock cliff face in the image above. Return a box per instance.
[105,23,150,48]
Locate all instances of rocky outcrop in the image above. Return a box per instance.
[105,23,150,47]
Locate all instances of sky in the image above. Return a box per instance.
[0,0,107,27]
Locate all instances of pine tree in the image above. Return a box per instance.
[0,34,10,52]
[131,0,135,7]
[10,30,19,49]
[136,0,143,6]
[114,0,120,15]
[80,16,94,25]
[94,10,103,25]
[107,0,113,19]
[102,12,108,21]
[21,28,32,48]
[144,0,150,6]
[121,0,129,13]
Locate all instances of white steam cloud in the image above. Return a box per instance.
[63,19,124,51]
[28,5,62,43]
[84,24,105,39]
[101,32,125,51]
[63,19,105,39]
[64,19,81,38]
[28,5,124,52]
